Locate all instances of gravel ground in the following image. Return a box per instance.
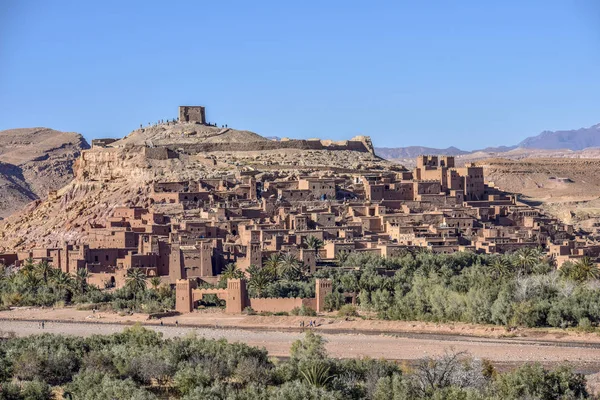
[4,319,600,364]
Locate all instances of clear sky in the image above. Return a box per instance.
[1,1,599,150]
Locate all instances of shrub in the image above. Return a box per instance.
[337,305,359,318]
[291,305,317,317]
[578,317,594,332]
[243,307,257,315]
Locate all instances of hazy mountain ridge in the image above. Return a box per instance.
[519,123,600,150]
[375,146,468,159]
[376,122,600,160]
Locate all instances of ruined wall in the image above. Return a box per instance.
[163,136,375,154]
[144,147,178,160]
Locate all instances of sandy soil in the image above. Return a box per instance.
[2,318,600,364]
[3,307,600,361]
[3,307,600,342]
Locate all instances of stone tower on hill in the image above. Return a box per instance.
[179,106,206,124]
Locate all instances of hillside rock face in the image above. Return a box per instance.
[0,122,392,250]
[519,123,600,150]
[0,128,89,218]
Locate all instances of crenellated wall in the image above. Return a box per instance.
[178,278,330,314]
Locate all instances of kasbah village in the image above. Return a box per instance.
[0,106,589,318]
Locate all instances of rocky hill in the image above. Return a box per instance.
[0,122,392,250]
[0,128,89,218]
[474,157,600,228]
[115,124,270,146]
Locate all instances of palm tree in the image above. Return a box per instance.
[23,271,42,291]
[304,235,324,255]
[149,276,162,289]
[76,268,89,294]
[561,257,600,283]
[335,251,349,267]
[247,265,272,297]
[513,247,540,275]
[278,253,300,280]
[125,268,147,295]
[487,256,511,279]
[36,260,53,284]
[52,271,74,301]
[263,253,282,275]
[22,257,36,276]
[221,263,245,280]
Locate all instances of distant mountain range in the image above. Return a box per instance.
[375,146,468,159]
[518,123,600,150]
[375,122,600,159]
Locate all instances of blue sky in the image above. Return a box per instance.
[1,1,599,150]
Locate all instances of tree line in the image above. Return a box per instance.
[0,259,173,314]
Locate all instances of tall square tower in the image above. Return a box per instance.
[179,106,206,124]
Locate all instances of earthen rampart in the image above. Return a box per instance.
[249,297,315,313]
[159,136,375,155]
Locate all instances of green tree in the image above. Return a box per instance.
[52,271,74,301]
[487,256,511,279]
[263,253,282,274]
[335,251,350,267]
[125,268,147,295]
[221,263,245,280]
[304,236,324,258]
[278,253,301,280]
[512,247,540,275]
[149,276,162,290]
[561,257,600,283]
[36,260,53,284]
[76,268,89,294]
[290,331,328,362]
[247,265,274,297]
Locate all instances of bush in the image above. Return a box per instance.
[578,317,594,332]
[20,380,53,400]
[243,307,257,315]
[291,305,317,317]
[337,305,359,318]
[0,327,594,399]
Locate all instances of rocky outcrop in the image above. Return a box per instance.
[0,128,89,218]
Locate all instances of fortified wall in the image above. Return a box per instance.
[176,278,334,314]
